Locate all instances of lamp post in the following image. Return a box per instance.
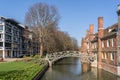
[117,4,120,76]
[117,4,120,65]
[117,4,120,15]
[118,4,120,10]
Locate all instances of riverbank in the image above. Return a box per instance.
[0,58,48,80]
[33,63,49,80]
[41,57,120,80]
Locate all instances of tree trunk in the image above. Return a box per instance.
[40,43,43,57]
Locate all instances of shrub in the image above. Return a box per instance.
[23,55,27,58]
[30,54,34,58]
[34,55,39,59]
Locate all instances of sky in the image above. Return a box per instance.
[0,0,119,46]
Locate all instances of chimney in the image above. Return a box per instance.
[98,17,104,68]
[98,17,103,31]
[90,24,94,34]
[89,24,94,55]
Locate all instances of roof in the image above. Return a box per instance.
[91,23,117,42]
[101,32,116,39]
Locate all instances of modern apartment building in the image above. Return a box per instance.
[80,4,120,76]
[0,16,39,59]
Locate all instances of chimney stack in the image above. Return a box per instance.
[90,24,94,34]
[89,24,94,55]
[98,17,104,68]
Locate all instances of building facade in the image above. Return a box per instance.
[80,4,120,76]
[0,16,39,59]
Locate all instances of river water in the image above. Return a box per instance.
[41,57,120,80]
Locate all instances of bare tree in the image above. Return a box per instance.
[25,3,59,57]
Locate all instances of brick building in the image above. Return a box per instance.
[80,4,120,76]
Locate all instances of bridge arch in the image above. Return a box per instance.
[45,51,96,67]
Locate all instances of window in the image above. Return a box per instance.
[107,39,110,47]
[0,34,3,39]
[111,38,114,47]
[6,35,11,41]
[102,53,107,59]
[0,42,3,46]
[105,53,107,59]
[13,37,18,42]
[102,41,104,48]
[92,43,94,49]
[5,42,11,47]
[6,27,11,33]
[0,19,3,24]
[87,43,89,49]
[0,25,3,31]
[110,53,114,61]
[102,53,104,59]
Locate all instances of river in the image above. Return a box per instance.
[41,57,120,80]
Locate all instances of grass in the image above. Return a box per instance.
[0,59,47,80]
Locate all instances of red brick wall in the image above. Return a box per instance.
[89,24,94,55]
[98,17,104,68]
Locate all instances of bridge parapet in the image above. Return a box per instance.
[45,51,96,67]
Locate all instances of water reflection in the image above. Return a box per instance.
[41,57,120,80]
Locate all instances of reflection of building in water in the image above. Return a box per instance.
[80,4,120,76]
[82,63,91,73]
[97,68,117,80]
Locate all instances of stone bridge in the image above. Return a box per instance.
[46,51,96,66]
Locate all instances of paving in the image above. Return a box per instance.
[2,58,23,62]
